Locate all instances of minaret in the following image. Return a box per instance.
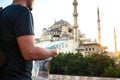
[73,0,78,42]
[114,27,117,52]
[97,7,101,44]
[54,18,56,24]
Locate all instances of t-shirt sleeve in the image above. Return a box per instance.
[13,8,34,38]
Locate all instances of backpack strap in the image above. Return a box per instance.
[0,6,10,72]
[0,7,6,71]
[0,6,10,15]
[0,7,3,12]
[0,7,4,14]
[0,48,6,71]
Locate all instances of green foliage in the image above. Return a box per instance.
[102,64,120,78]
[50,52,84,75]
[50,52,119,78]
[84,53,115,76]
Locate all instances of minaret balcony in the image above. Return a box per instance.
[73,13,78,16]
[73,1,78,5]
[73,24,78,28]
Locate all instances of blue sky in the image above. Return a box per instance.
[0,0,120,52]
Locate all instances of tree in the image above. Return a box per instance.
[84,53,115,76]
[50,52,118,77]
[50,52,84,75]
[102,64,120,78]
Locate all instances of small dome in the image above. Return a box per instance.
[43,28,47,30]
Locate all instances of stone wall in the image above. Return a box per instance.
[32,74,120,80]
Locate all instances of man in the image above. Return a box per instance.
[0,0,59,80]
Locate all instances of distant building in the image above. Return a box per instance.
[37,0,107,55]
[38,19,86,53]
[38,19,106,54]
[83,42,106,55]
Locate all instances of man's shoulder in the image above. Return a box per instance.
[8,4,29,12]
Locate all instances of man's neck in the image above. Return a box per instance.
[12,0,26,7]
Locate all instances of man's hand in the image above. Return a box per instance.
[50,46,60,57]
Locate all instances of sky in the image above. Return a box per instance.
[0,0,120,52]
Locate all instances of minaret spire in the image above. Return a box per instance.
[114,27,117,52]
[97,7,101,44]
[73,0,78,42]
[54,18,56,24]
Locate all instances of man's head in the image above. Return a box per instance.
[12,0,34,11]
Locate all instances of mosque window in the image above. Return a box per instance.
[89,48,91,51]
[53,35,59,37]
[86,48,88,51]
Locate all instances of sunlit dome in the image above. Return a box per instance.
[54,19,71,26]
[49,19,71,29]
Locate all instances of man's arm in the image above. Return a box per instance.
[17,35,58,61]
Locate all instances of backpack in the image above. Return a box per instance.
[0,7,6,71]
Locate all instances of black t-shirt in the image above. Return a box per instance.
[0,4,34,80]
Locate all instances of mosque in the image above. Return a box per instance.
[37,0,117,55]
[0,1,118,55]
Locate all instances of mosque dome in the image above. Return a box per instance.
[49,19,72,29]
[54,19,71,26]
